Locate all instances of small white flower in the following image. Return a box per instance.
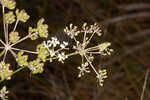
[77,62,90,77]
[48,49,55,57]
[60,41,68,49]
[43,40,51,48]
[57,52,68,62]
[51,37,60,47]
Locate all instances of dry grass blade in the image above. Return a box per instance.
[101,12,150,25]
[118,3,150,11]
[140,70,149,100]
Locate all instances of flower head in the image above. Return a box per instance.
[4,11,15,24]
[60,41,68,49]
[0,0,16,9]
[28,59,44,74]
[36,43,49,62]
[0,86,9,100]
[96,69,107,86]
[16,9,30,22]
[0,62,13,80]
[37,18,48,38]
[98,42,113,55]
[58,52,68,63]
[9,31,20,43]
[29,18,48,40]
[90,23,102,36]
[77,62,90,77]
[64,24,80,38]
[16,51,28,67]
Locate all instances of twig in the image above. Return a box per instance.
[118,3,150,11]
[101,12,150,25]
[126,29,150,40]
[140,70,149,100]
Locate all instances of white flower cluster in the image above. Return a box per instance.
[43,37,68,63]
[77,62,90,77]
[64,23,113,86]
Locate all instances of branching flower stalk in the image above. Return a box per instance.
[64,23,113,86]
[0,0,113,99]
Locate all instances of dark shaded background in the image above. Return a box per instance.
[1,0,150,100]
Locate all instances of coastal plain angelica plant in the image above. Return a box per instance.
[0,0,113,99]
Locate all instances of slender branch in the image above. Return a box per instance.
[0,50,5,57]
[10,33,31,47]
[13,19,19,32]
[3,50,7,62]
[2,6,7,43]
[85,32,95,47]
[0,47,4,49]
[84,54,99,75]
[0,39,6,46]
[118,3,150,11]
[86,45,99,51]
[6,24,9,44]
[101,12,150,25]
[83,31,87,48]
[87,52,101,54]
[11,47,38,54]
[9,49,17,59]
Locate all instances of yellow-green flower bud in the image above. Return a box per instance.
[0,0,16,9]
[9,31,20,43]
[36,43,49,62]
[0,86,9,100]
[4,11,15,24]
[28,59,44,74]
[16,51,28,67]
[0,61,13,80]
[16,9,30,22]
[37,18,48,38]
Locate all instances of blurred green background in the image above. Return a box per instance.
[1,0,150,100]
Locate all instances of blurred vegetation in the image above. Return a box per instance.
[1,0,150,100]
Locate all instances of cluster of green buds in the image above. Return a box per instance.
[36,43,49,62]
[0,62,13,80]
[0,0,16,10]
[29,18,48,40]
[28,59,44,74]
[16,51,28,67]
[0,86,9,100]
[16,9,30,22]
[4,11,15,24]
[9,31,20,43]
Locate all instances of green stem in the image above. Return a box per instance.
[0,50,5,57]
[10,33,31,47]
[0,39,5,46]
[2,6,7,43]
[0,79,4,83]
[12,66,26,75]
[11,47,38,54]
